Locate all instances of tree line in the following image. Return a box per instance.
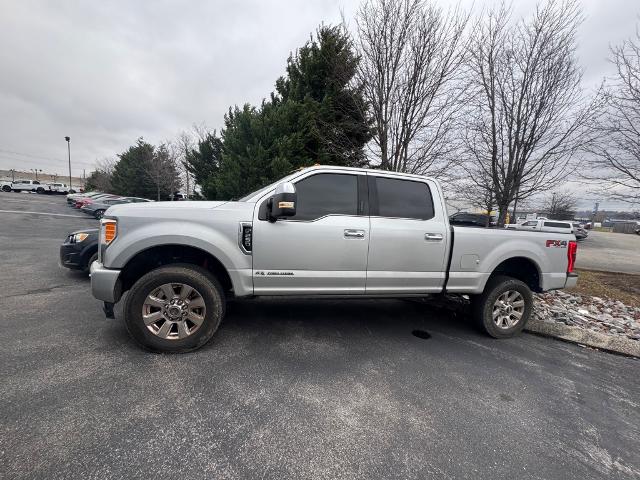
[87,0,640,224]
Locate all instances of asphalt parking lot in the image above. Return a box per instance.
[576,230,640,274]
[1,192,639,480]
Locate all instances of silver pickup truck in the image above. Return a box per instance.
[91,166,578,352]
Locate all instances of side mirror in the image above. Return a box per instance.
[268,182,297,222]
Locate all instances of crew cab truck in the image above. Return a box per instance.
[10,179,44,193]
[91,166,578,353]
[505,219,574,234]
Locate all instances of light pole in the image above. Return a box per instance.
[65,136,72,191]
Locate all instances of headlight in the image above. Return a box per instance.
[69,232,89,243]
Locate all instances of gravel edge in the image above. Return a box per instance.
[525,317,640,358]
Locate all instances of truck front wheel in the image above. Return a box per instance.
[123,264,225,352]
[472,275,533,338]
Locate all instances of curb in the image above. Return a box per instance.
[526,317,640,358]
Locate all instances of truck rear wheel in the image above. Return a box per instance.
[123,264,225,353]
[472,275,532,338]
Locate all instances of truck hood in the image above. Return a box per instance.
[107,200,228,215]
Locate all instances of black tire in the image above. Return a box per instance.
[472,275,533,338]
[123,264,225,353]
[1,185,10,192]
[84,251,98,274]
[94,209,105,219]
[36,187,45,194]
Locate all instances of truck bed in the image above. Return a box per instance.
[445,226,575,294]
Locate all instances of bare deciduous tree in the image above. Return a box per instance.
[147,143,181,201]
[355,0,469,178]
[173,131,196,199]
[86,158,116,192]
[584,25,640,203]
[540,190,577,219]
[463,0,597,226]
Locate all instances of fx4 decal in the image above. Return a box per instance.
[546,240,567,248]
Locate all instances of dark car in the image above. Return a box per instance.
[449,212,492,227]
[59,229,99,273]
[572,223,589,241]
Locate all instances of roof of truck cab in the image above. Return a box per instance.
[296,165,437,182]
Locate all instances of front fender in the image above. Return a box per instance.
[103,219,252,296]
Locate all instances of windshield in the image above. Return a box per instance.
[237,171,300,202]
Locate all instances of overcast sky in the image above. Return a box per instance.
[0,0,638,208]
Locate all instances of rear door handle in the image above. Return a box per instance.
[424,233,443,241]
[344,229,365,239]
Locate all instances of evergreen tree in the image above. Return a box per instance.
[111,138,181,200]
[185,131,223,199]
[193,25,372,200]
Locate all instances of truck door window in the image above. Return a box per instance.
[371,177,434,220]
[544,221,570,229]
[291,173,358,221]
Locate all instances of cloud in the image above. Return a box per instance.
[0,0,353,173]
[0,0,638,194]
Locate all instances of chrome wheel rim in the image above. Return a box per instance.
[142,283,206,340]
[492,290,525,329]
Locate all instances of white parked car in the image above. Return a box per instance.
[505,219,574,234]
[10,179,46,193]
[47,183,74,194]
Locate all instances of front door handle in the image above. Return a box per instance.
[344,229,365,239]
[424,233,443,241]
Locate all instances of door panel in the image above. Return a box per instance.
[366,217,448,293]
[252,171,369,295]
[252,216,369,294]
[365,174,448,294]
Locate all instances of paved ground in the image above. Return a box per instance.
[1,192,639,480]
[576,231,640,274]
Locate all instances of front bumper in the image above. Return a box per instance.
[59,243,84,270]
[90,261,122,303]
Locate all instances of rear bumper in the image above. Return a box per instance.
[541,272,578,291]
[90,261,122,303]
[565,272,578,289]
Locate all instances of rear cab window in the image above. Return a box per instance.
[544,221,572,229]
[369,176,434,220]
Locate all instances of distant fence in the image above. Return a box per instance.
[612,223,639,234]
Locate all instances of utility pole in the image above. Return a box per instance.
[10,169,15,182]
[65,136,72,191]
[157,156,161,201]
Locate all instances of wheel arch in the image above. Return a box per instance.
[488,256,542,293]
[117,244,234,301]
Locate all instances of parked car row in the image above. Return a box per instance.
[448,214,589,241]
[1,179,77,194]
[504,219,588,240]
[60,193,154,275]
[66,191,153,218]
